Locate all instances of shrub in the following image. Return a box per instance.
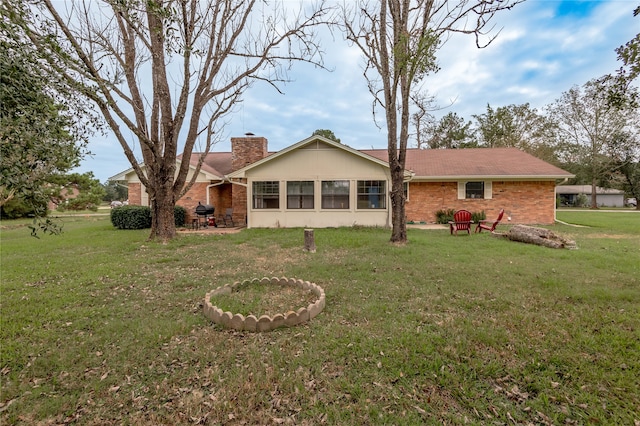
[110,205,186,229]
[576,193,588,207]
[174,206,186,227]
[471,210,486,223]
[110,205,151,229]
[435,209,456,224]
[435,208,486,224]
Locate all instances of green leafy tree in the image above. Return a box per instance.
[103,181,128,203]
[421,112,475,149]
[341,0,523,243]
[473,103,552,149]
[604,6,639,109]
[312,129,341,143]
[547,78,637,209]
[7,0,331,242]
[609,130,640,210]
[0,41,83,209]
[48,172,106,212]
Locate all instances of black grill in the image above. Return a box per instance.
[195,202,214,216]
[194,202,216,228]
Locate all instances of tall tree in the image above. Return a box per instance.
[341,0,522,243]
[8,0,331,241]
[604,6,639,109]
[47,172,106,211]
[547,78,636,209]
[609,128,640,210]
[0,5,95,235]
[473,103,546,149]
[421,111,475,149]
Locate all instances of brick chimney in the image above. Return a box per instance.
[231,135,268,172]
[230,135,268,225]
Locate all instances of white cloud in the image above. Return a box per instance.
[77,0,640,181]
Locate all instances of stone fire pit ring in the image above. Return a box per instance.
[204,277,325,332]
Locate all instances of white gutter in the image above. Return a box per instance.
[554,177,570,223]
[226,177,248,187]
[206,180,227,205]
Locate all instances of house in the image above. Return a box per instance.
[556,185,625,207]
[109,135,574,228]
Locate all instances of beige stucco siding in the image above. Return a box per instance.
[245,145,392,228]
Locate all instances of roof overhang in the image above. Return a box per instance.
[410,174,575,182]
[108,160,224,183]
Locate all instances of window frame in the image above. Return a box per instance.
[286,180,314,209]
[252,181,280,209]
[321,180,350,209]
[457,181,492,200]
[357,180,387,209]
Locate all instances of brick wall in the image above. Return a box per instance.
[405,181,557,224]
[128,183,142,205]
[230,136,268,225]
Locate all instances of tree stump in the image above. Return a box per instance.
[499,225,576,249]
[304,229,316,253]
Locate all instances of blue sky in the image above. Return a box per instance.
[74,0,639,183]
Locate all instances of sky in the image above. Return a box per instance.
[72,0,639,183]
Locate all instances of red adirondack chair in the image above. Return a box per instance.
[475,209,504,233]
[449,209,473,235]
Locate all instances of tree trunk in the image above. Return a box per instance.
[501,225,576,249]
[390,168,406,243]
[149,174,176,242]
[590,178,598,209]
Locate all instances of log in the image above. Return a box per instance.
[304,229,316,253]
[500,225,577,249]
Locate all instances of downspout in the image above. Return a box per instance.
[206,180,227,205]
[225,176,249,227]
[555,177,569,223]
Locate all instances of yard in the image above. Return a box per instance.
[1,212,638,424]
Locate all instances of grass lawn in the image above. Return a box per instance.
[1,212,638,424]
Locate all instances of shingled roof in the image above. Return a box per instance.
[361,147,572,180]
[142,146,571,182]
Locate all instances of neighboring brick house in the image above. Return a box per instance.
[109,135,573,227]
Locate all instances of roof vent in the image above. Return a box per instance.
[245,132,255,136]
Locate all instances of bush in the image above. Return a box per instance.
[435,208,485,224]
[174,206,186,227]
[471,210,486,223]
[0,195,48,219]
[435,208,456,224]
[110,205,152,229]
[110,205,187,229]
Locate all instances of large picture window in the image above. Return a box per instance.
[287,181,314,209]
[357,180,386,209]
[252,181,279,209]
[321,180,349,209]
[465,181,484,199]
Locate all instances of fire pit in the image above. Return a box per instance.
[204,277,325,332]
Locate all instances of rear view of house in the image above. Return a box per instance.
[109,135,574,228]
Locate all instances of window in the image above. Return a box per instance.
[465,181,484,199]
[252,181,279,209]
[357,180,386,209]
[321,180,349,209]
[287,181,314,209]
[458,181,492,199]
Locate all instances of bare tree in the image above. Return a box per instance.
[341,0,522,243]
[9,0,331,241]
